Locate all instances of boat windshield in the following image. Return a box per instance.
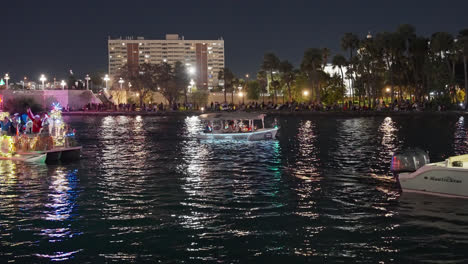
[203,119,263,133]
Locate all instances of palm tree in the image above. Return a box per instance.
[341,33,360,99]
[231,77,240,104]
[261,52,280,104]
[322,48,331,69]
[341,33,360,60]
[279,60,295,103]
[331,54,347,85]
[257,71,268,104]
[174,61,189,105]
[375,31,404,102]
[217,69,225,102]
[218,68,234,103]
[431,33,455,74]
[408,36,430,100]
[301,48,323,102]
[459,29,468,108]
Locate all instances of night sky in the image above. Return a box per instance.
[2,0,467,82]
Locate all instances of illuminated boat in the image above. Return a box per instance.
[1,103,81,163]
[0,135,46,163]
[391,150,468,199]
[196,113,279,141]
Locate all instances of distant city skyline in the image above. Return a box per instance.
[2,0,467,81]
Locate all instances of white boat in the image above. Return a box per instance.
[196,113,279,141]
[391,150,468,199]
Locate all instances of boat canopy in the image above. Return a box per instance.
[198,113,265,120]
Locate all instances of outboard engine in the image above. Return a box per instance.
[391,149,430,173]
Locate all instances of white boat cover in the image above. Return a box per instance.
[198,113,265,120]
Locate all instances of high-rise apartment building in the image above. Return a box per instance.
[108,34,224,90]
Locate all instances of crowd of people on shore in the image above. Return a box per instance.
[0,108,48,136]
[73,98,456,113]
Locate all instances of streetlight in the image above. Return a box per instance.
[4,73,9,89]
[386,87,391,103]
[189,79,195,93]
[85,74,91,90]
[238,91,244,104]
[188,66,196,75]
[103,74,110,89]
[303,90,309,96]
[22,77,27,89]
[61,80,66,90]
[118,77,124,90]
[39,74,47,90]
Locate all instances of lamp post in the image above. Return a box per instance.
[23,77,27,89]
[238,91,244,104]
[61,80,66,90]
[85,74,91,90]
[118,77,124,90]
[103,74,110,90]
[188,66,196,91]
[386,87,391,104]
[4,74,9,89]
[39,74,47,90]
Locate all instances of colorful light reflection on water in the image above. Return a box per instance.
[1,115,468,263]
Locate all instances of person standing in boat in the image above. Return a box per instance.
[26,108,43,133]
[0,116,11,135]
[9,113,21,135]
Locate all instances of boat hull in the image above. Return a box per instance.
[196,128,278,141]
[0,153,47,163]
[399,165,468,198]
[59,147,81,161]
[17,146,82,163]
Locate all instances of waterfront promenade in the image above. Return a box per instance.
[62,109,468,117]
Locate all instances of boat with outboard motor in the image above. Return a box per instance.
[391,149,468,199]
[196,113,279,141]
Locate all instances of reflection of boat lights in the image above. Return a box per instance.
[0,135,15,157]
[185,116,202,136]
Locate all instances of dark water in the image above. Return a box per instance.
[2,114,468,263]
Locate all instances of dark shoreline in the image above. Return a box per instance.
[62,110,468,117]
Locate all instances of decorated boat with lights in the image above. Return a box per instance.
[196,113,279,141]
[391,149,468,199]
[0,103,81,163]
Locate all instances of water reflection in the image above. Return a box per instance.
[377,117,402,174]
[97,116,153,222]
[2,115,468,262]
[178,117,285,257]
[37,167,81,262]
[0,163,82,262]
[453,116,468,155]
[292,120,320,180]
[44,167,79,221]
